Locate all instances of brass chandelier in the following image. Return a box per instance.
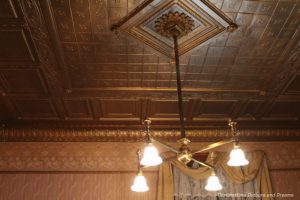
[111,3,247,193]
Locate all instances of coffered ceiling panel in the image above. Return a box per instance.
[0,69,47,94]
[285,74,300,94]
[0,0,299,136]
[63,99,93,120]
[11,98,58,120]
[0,0,18,19]
[97,99,141,121]
[193,100,238,120]
[0,28,37,62]
[264,101,300,120]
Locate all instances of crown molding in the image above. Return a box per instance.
[0,127,299,142]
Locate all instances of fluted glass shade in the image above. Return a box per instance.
[205,174,222,191]
[140,143,162,166]
[131,173,149,192]
[227,145,249,166]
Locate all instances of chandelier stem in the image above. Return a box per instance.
[173,36,186,138]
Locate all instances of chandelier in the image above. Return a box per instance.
[111,1,246,193]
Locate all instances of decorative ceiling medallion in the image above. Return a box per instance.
[117,0,237,58]
[155,11,195,38]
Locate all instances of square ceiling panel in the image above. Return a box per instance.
[118,0,235,58]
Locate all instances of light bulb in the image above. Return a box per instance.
[205,173,222,191]
[227,144,249,166]
[131,173,149,192]
[140,143,162,166]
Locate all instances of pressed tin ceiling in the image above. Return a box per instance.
[118,0,236,58]
[0,0,299,138]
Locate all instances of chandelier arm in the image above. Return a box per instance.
[111,0,154,31]
[173,35,186,139]
[191,139,234,155]
[144,119,151,143]
[191,158,214,169]
[150,138,179,153]
[137,149,142,172]
[163,155,178,162]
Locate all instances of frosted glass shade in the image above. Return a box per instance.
[131,174,149,192]
[227,145,249,166]
[140,143,162,166]
[205,174,222,191]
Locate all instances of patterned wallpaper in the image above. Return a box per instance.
[0,141,299,199]
[270,170,300,200]
[0,172,158,200]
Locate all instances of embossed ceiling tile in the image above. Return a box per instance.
[263,58,277,66]
[256,39,273,49]
[109,7,128,23]
[222,46,239,57]
[127,80,142,87]
[218,57,235,66]
[157,72,172,80]
[268,47,284,57]
[62,43,79,54]
[191,45,209,56]
[143,80,157,87]
[51,2,74,32]
[207,46,224,57]
[128,72,142,80]
[269,15,288,28]
[186,65,202,73]
[201,66,217,74]
[157,64,172,72]
[279,28,297,39]
[256,1,277,15]
[143,64,158,72]
[237,47,254,57]
[251,14,271,27]
[273,39,289,50]
[189,56,205,66]
[239,1,259,14]
[90,0,109,32]
[226,35,242,46]
[235,13,254,26]
[204,57,220,66]
[79,44,95,54]
[229,25,247,37]
[215,66,231,75]
[231,66,257,75]
[245,27,265,39]
[285,6,300,28]
[251,48,268,58]
[221,0,243,12]
[156,81,171,88]
[207,32,229,46]
[274,2,296,16]
[143,72,156,80]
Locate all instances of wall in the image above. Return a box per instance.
[0,141,299,200]
[0,172,157,200]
